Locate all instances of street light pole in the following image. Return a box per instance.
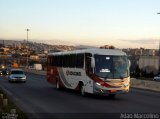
[157,13,160,73]
[159,40,160,74]
[26,29,30,69]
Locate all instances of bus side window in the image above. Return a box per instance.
[76,54,84,68]
[63,55,69,68]
[70,54,76,68]
[57,56,60,67]
[85,53,92,76]
[62,55,66,67]
[51,56,53,66]
[54,56,58,66]
[47,56,50,66]
[53,56,56,66]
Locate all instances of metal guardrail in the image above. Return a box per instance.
[131,78,160,92]
[24,69,46,76]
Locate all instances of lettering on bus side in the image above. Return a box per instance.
[66,70,81,76]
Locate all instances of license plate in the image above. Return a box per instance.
[110,90,117,93]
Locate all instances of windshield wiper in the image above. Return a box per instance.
[120,76,124,80]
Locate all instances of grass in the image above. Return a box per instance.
[0,89,28,119]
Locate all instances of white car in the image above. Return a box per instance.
[8,69,27,83]
[0,70,3,75]
[153,75,160,81]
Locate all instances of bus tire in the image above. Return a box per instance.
[108,94,116,98]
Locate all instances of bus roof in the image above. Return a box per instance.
[48,48,127,56]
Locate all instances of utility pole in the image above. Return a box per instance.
[157,13,160,74]
[159,40,160,74]
[25,29,30,69]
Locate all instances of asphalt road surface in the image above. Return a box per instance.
[0,73,160,119]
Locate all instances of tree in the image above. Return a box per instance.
[100,45,115,49]
[135,66,140,78]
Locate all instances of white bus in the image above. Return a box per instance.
[47,48,130,98]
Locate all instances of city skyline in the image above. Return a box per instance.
[1,0,160,49]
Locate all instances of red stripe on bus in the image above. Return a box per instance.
[91,74,111,87]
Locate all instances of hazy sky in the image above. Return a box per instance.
[1,0,160,49]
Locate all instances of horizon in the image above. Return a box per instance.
[1,0,160,49]
[0,39,159,50]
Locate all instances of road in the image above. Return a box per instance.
[0,73,160,119]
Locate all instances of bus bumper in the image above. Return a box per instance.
[93,85,129,95]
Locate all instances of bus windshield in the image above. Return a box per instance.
[94,55,129,79]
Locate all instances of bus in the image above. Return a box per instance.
[47,48,130,98]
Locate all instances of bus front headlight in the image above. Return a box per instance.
[96,82,101,86]
[21,76,26,80]
[124,84,128,88]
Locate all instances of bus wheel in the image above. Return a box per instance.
[108,94,116,98]
[80,84,85,96]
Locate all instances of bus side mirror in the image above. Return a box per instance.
[91,57,95,68]
[128,60,131,68]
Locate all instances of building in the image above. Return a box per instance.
[138,56,159,74]
[30,55,39,60]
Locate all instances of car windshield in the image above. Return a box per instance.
[94,55,129,79]
[11,71,24,74]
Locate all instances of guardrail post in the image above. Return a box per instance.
[3,98,8,106]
